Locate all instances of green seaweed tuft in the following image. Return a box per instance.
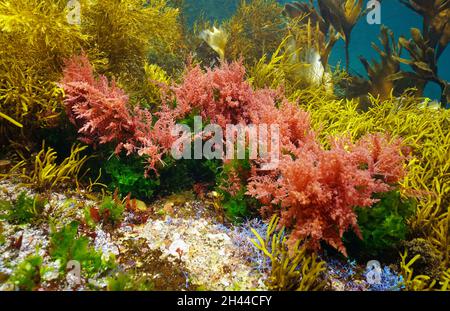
[105,156,160,200]
[345,191,416,259]
[7,255,44,291]
[107,271,155,291]
[0,192,46,224]
[49,221,116,278]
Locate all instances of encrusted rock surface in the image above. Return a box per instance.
[136,217,267,290]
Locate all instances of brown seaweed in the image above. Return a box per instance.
[282,1,340,69]
[338,26,402,101]
[317,0,364,70]
[283,0,364,70]
[395,0,449,106]
[334,1,449,105]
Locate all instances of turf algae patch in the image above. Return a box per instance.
[117,238,191,291]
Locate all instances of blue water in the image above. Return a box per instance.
[184,0,449,100]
